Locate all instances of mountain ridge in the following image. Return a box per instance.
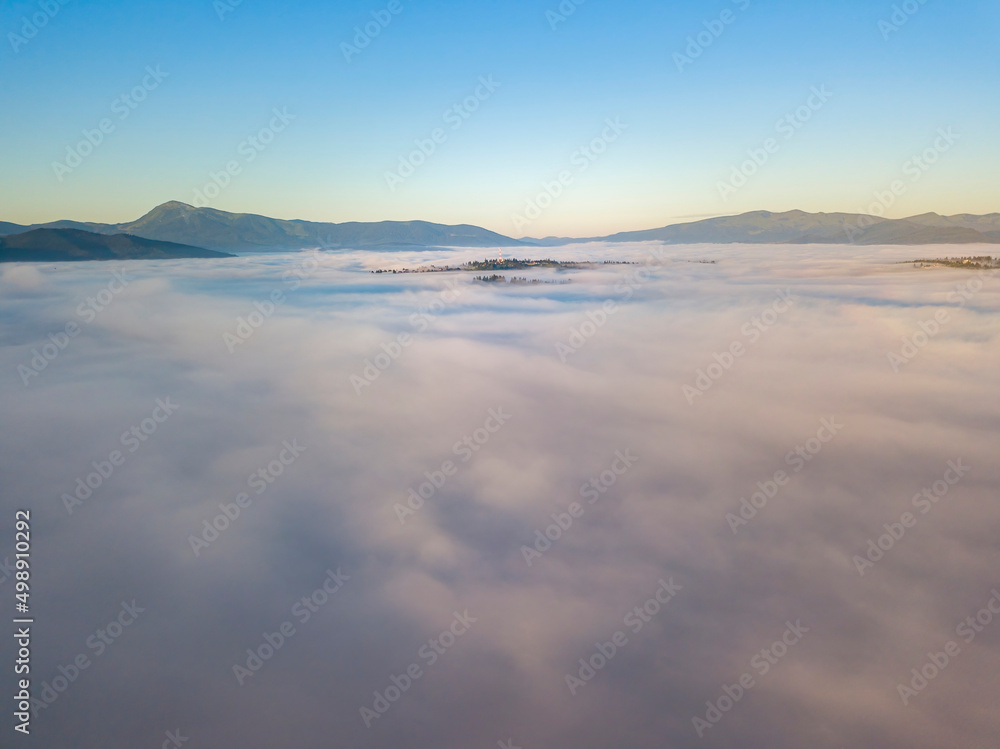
[525,210,1000,246]
[2,203,998,250]
[0,202,526,251]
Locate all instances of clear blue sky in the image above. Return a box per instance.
[1,0,997,236]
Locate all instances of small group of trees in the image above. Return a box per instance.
[474,274,534,284]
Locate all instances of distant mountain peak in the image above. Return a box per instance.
[101,203,525,251]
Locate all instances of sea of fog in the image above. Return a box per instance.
[1,242,998,748]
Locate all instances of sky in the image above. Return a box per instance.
[1,245,999,747]
[1,0,998,235]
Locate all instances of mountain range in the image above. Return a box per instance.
[0,201,521,252]
[1,203,998,253]
[530,210,1000,246]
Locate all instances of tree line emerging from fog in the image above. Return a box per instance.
[473,274,569,285]
[370,257,635,274]
[907,256,999,269]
